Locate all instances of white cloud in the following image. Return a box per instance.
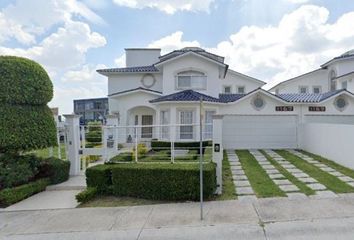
[62,64,107,83]
[112,0,215,14]
[284,0,310,3]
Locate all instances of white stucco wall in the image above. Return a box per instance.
[108,73,163,95]
[330,58,354,77]
[271,69,329,94]
[221,70,264,93]
[300,123,354,169]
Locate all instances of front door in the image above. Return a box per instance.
[141,115,153,138]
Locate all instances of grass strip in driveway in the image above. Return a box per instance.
[236,150,286,198]
[214,150,237,200]
[276,150,354,194]
[260,150,315,196]
[299,150,354,179]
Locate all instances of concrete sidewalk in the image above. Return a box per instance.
[2,193,354,239]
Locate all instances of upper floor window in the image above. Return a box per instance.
[223,85,232,94]
[176,70,206,90]
[329,69,337,91]
[341,81,348,90]
[299,86,308,94]
[313,86,322,94]
[237,86,245,94]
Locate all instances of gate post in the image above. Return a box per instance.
[212,115,224,195]
[64,114,81,176]
[105,115,119,160]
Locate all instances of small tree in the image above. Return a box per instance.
[85,121,102,148]
[0,56,57,154]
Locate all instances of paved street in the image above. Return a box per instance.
[2,194,354,239]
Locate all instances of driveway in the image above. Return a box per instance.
[2,195,354,239]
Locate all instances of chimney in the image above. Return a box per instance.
[125,48,161,67]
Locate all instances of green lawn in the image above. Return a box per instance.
[214,150,237,200]
[236,150,286,198]
[260,150,315,196]
[299,150,354,179]
[276,150,354,193]
[28,144,66,159]
[79,196,166,208]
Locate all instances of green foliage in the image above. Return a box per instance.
[0,56,56,153]
[0,154,40,189]
[151,140,210,153]
[0,178,49,207]
[0,56,53,105]
[132,143,148,160]
[37,157,70,184]
[76,187,97,203]
[109,152,133,162]
[86,164,113,194]
[85,121,102,148]
[111,163,216,201]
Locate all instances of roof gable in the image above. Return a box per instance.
[109,87,162,97]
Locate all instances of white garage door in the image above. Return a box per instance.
[222,115,298,149]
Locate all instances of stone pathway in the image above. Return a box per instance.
[288,150,354,188]
[264,150,337,199]
[248,150,302,198]
[226,150,256,201]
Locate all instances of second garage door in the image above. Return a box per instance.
[222,115,298,149]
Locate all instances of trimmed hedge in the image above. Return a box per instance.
[86,163,216,201]
[0,178,49,207]
[37,157,70,184]
[76,187,97,203]
[0,56,53,105]
[109,152,133,162]
[86,164,113,194]
[151,140,210,153]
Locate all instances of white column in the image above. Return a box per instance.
[64,114,81,176]
[105,114,119,159]
[212,114,223,195]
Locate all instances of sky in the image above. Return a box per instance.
[1,0,354,114]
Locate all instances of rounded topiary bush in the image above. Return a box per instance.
[0,56,57,153]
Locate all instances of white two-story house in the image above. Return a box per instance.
[98,47,354,149]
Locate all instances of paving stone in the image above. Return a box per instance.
[234,180,251,187]
[310,190,338,199]
[269,174,285,179]
[280,164,296,169]
[266,169,280,174]
[297,177,318,183]
[347,182,354,187]
[286,168,304,174]
[233,175,248,181]
[273,179,292,185]
[231,166,243,170]
[279,184,299,192]
[319,167,335,172]
[229,162,241,166]
[293,172,310,178]
[307,183,327,190]
[262,165,276,170]
[314,163,327,168]
[286,192,308,200]
[236,187,254,195]
[338,176,354,182]
[329,171,345,177]
[232,170,245,175]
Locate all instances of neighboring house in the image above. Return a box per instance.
[269,50,354,94]
[73,97,109,125]
[97,47,354,149]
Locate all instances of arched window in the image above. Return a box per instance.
[176,70,207,90]
[329,69,337,91]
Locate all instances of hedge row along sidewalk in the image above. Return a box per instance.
[84,162,216,202]
[276,150,354,194]
[236,150,286,198]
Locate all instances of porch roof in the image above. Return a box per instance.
[149,90,223,103]
[277,89,348,103]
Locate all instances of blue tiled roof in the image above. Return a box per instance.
[218,94,246,103]
[150,90,223,103]
[97,65,159,73]
[278,89,345,103]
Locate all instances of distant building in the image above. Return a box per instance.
[73,97,109,125]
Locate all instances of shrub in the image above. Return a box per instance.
[0,178,49,207]
[109,152,133,162]
[37,157,70,184]
[86,164,113,194]
[0,56,56,153]
[151,140,210,153]
[85,122,102,148]
[76,187,97,203]
[132,143,148,160]
[111,163,216,200]
[0,154,41,189]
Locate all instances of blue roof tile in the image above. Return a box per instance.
[278,89,345,103]
[218,94,245,103]
[150,90,223,103]
[97,65,159,73]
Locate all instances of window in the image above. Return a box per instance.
[313,86,322,94]
[342,81,348,90]
[223,85,232,94]
[329,69,337,91]
[252,96,265,110]
[204,111,216,139]
[160,110,170,139]
[334,97,347,111]
[176,70,206,90]
[141,115,153,138]
[299,86,308,94]
[237,86,245,94]
[179,110,194,139]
